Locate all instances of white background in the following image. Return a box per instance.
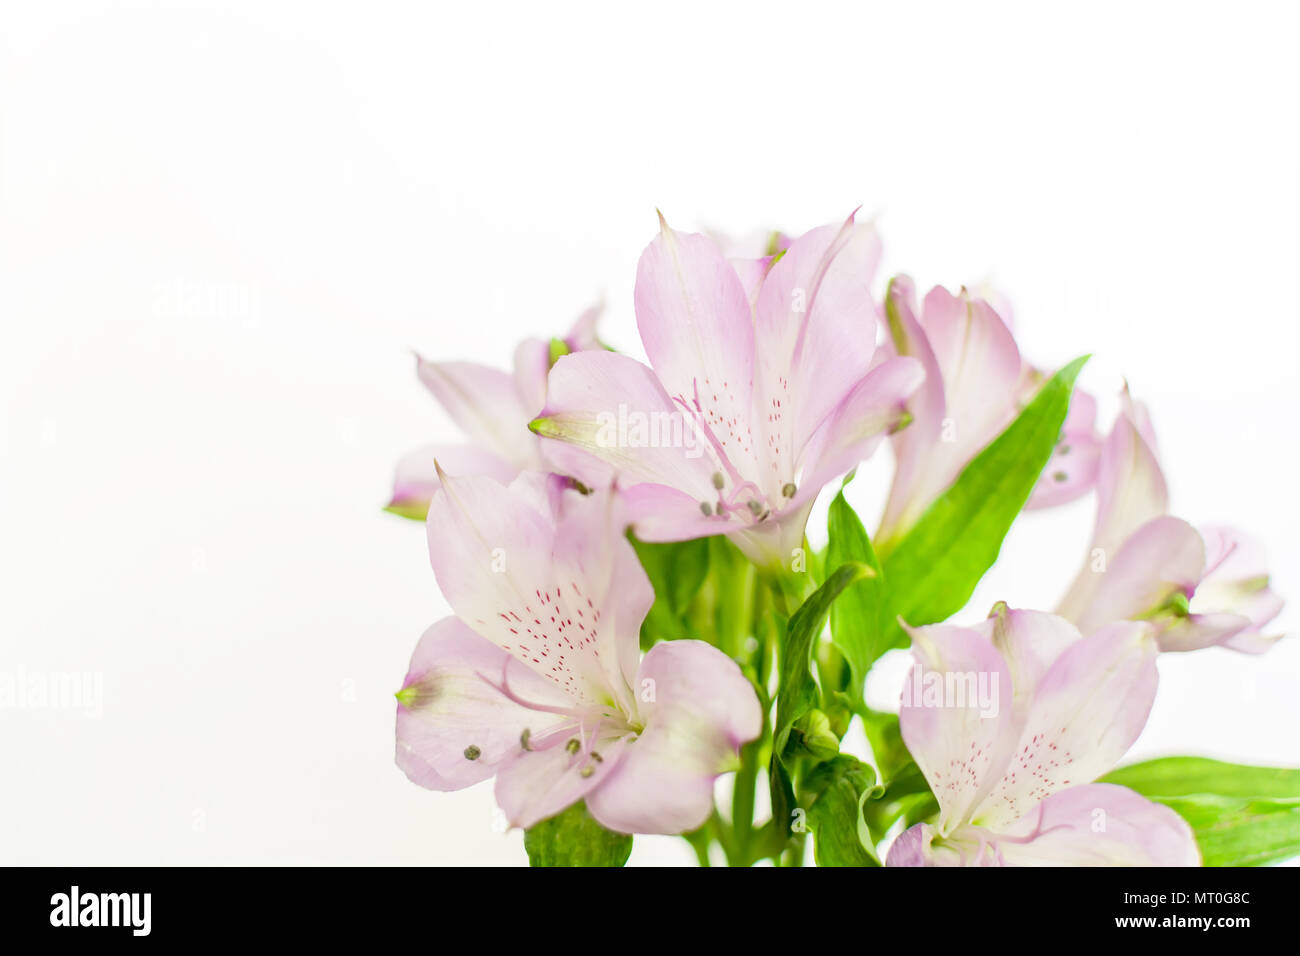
[2,1,1297,865]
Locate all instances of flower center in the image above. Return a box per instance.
[699,471,798,525]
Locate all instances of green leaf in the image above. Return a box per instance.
[826,490,896,696]
[523,801,633,867]
[807,755,880,866]
[771,562,874,762]
[858,710,914,784]
[696,535,757,660]
[1102,757,1300,866]
[881,354,1088,629]
[769,562,873,839]
[628,534,710,644]
[1102,756,1300,800]
[629,535,710,614]
[1160,795,1300,867]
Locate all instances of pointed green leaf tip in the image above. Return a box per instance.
[826,489,894,698]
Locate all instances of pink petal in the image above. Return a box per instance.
[416,357,535,468]
[534,350,723,503]
[1158,612,1257,653]
[395,617,574,791]
[494,728,631,830]
[970,282,1017,332]
[510,305,606,417]
[550,485,650,707]
[993,783,1199,866]
[619,481,728,543]
[1221,625,1285,654]
[1125,390,1160,452]
[1056,400,1176,623]
[729,255,778,312]
[972,621,1158,830]
[1028,390,1103,509]
[920,286,1023,437]
[585,640,762,835]
[885,823,940,866]
[876,275,946,543]
[1185,525,1286,653]
[1065,388,1099,432]
[753,215,882,490]
[387,443,520,519]
[512,337,552,420]
[886,822,1003,866]
[975,606,1082,720]
[426,470,627,706]
[725,497,816,572]
[635,217,758,479]
[1200,524,1263,579]
[898,623,1019,836]
[797,355,925,499]
[1065,515,1206,635]
[562,302,604,352]
[879,284,1022,544]
[1089,391,1169,559]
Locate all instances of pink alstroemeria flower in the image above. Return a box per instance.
[1056,391,1284,653]
[386,306,603,520]
[394,468,762,833]
[966,283,1106,511]
[876,277,1102,549]
[530,213,923,569]
[886,606,1199,866]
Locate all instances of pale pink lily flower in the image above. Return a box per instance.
[1056,391,1284,653]
[876,277,1023,548]
[886,606,1199,866]
[966,281,1106,510]
[385,306,603,520]
[876,277,1101,548]
[394,468,762,834]
[530,213,924,570]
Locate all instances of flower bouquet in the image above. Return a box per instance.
[387,212,1294,867]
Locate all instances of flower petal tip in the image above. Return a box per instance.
[384,500,429,522]
[527,416,556,437]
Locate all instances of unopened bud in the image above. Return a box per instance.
[794,709,840,762]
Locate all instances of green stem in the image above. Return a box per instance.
[683,814,717,866]
[730,738,760,865]
[766,566,815,618]
[779,842,806,867]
